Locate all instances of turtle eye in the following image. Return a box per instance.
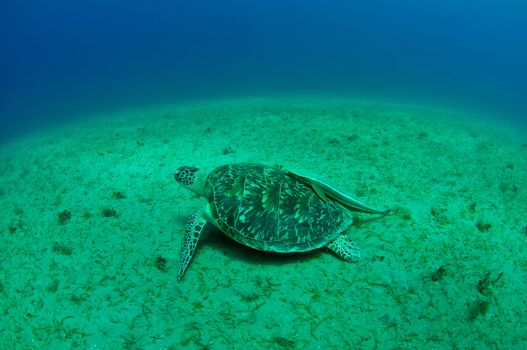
[175,166,200,186]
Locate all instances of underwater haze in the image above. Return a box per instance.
[1,1,527,349]
[1,0,527,142]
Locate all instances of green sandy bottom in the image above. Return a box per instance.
[0,98,526,349]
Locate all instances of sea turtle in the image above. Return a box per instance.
[174,163,389,280]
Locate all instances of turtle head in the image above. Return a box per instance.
[174,166,206,195]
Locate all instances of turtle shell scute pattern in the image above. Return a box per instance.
[205,163,352,252]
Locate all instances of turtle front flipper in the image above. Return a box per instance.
[327,235,361,262]
[178,209,207,281]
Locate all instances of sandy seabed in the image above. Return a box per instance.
[0,98,526,349]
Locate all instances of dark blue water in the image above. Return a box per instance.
[1,0,526,143]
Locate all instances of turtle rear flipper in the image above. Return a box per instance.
[327,235,361,262]
[178,209,207,281]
